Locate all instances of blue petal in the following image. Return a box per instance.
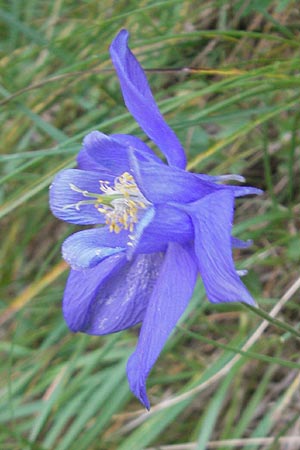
[63,253,126,332]
[63,252,165,334]
[49,169,114,224]
[111,134,162,164]
[126,205,193,259]
[126,207,156,260]
[77,147,105,171]
[130,154,220,204]
[110,29,186,169]
[231,237,253,248]
[213,174,246,183]
[82,131,131,175]
[79,131,163,176]
[195,174,263,198]
[126,242,198,409]
[230,185,264,197]
[195,173,245,183]
[185,190,255,305]
[144,204,193,244]
[62,228,127,270]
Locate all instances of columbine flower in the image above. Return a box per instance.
[49,29,262,409]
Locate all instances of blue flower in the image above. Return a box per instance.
[49,29,262,409]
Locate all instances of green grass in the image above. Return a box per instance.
[1,1,300,449]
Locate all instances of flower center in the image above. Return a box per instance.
[69,172,148,233]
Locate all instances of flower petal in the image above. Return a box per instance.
[186,190,255,305]
[230,185,264,197]
[195,173,245,183]
[231,237,253,248]
[62,228,127,270]
[79,131,163,175]
[195,174,263,198]
[126,242,198,409]
[126,207,156,260]
[63,253,126,332]
[110,29,186,169]
[77,147,105,171]
[63,252,165,334]
[49,169,114,224]
[111,133,162,164]
[131,154,220,204]
[126,205,193,259]
[82,131,131,175]
[144,204,193,244]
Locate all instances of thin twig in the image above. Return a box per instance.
[0,66,242,106]
[146,435,300,450]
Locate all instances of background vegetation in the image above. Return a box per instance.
[1,0,300,449]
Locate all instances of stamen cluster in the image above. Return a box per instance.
[97,172,147,233]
